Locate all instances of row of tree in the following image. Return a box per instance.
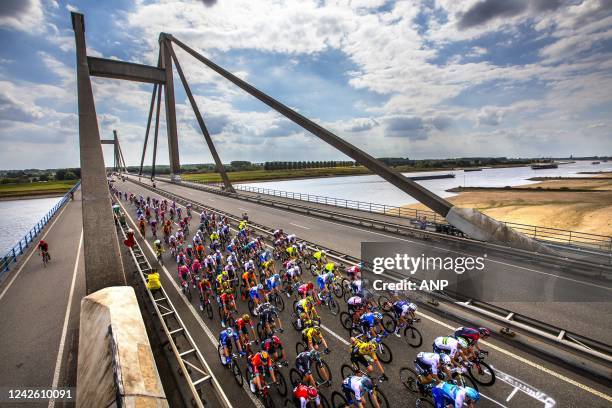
[0,168,81,184]
[263,161,356,170]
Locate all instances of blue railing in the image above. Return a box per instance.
[0,182,81,277]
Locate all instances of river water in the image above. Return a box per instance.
[0,196,63,255]
[239,161,612,207]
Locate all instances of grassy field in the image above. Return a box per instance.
[181,167,372,183]
[0,180,78,198]
[403,174,612,236]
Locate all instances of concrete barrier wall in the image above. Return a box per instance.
[76,286,168,407]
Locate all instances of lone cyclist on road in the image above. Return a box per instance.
[38,240,50,261]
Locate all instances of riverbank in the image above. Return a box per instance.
[0,180,78,199]
[402,173,612,236]
[181,164,528,184]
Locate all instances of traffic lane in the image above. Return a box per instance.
[115,197,261,408]
[116,184,611,408]
[124,179,612,344]
[0,192,83,403]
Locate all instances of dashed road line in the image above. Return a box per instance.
[290,222,310,230]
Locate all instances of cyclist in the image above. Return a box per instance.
[255,301,283,334]
[262,334,286,363]
[346,263,362,280]
[219,327,244,366]
[286,244,299,260]
[323,261,336,276]
[392,299,418,337]
[292,383,322,408]
[295,297,318,329]
[433,336,469,366]
[295,350,329,387]
[350,337,387,381]
[249,284,265,310]
[312,250,326,271]
[197,276,212,311]
[146,270,161,292]
[248,351,276,393]
[264,273,282,298]
[38,239,50,261]
[301,326,330,354]
[454,327,491,360]
[432,383,480,408]
[316,270,335,301]
[235,314,257,350]
[153,239,164,261]
[219,290,237,328]
[414,351,452,389]
[178,265,190,288]
[298,282,317,300]
[347,295,366,317]
[176,251,187,267]
[341,375,377,408]
[359,311,386,338]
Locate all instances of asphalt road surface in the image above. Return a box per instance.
[115,178,612,408]
[0,191,84,408]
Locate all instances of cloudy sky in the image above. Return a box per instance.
[0,0,610,170]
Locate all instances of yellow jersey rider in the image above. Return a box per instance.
[350,337,388,381]
[301,326,330,354]
[313,250,326,271]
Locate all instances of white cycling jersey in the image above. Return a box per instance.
[344,376,365,400]
[416,352,440,375]
[347,296,363,306]
[434,336,459,358]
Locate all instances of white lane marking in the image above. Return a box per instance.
[494,367,556,407]
[239,207,249,211]
[0,202,71,302]
[290,223,310,230]
[119,201,263,408]
[506,387,519,402]
[49,231,83,408]
[321,324,349,345]
[125,180,612,404]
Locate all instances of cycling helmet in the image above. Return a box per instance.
[307,282,314,290]
[440,354,451,366]
[272,335,282,345]
[464,387,480,401]
[478,327,491,338]
[187,244,192,249]
[260,351,269,361]
[457,338,468,348]
[367,343,377,353]
[226,328,234,336]
[312,327,321,336]
[154,239,161,245]
[242,314,250,322]
[374,312,383,320]
[360,376,374,391]
[257,284,263,290]
[307,386,318,399]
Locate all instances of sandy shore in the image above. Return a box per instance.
[402,173,612,236]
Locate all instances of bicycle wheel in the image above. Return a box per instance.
[403,326,423,348]
[328,297,340,316]
[263,392,276,408]
[293,300,300,313]
[315,359,332,384]
[368,388,390,408]
[227,314,236,329]
[217,345,226,365]
[273,294,285,312]
[339,312,353,331]
[296,342,307,354]
[291,314,301,331]
[257,321,266,341]
[377,295,391,311]
[331,391,349,408]
[289,368,302,387]
[381,313,396,333]
[310,265,318,276]
[340,364,355,379]
[232,361,244,386]
[332,282,344,299]
[248,299,256,315]
[275,370,288,397]
[468,361,496,386]
[398,367,420,393]
[376,342,393,364]
[416,398,434,407]
[205,301,214,320]
[319,393,331,408]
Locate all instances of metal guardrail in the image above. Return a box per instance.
[128,178,612,365]
[195,181,612,253]
[0,182,81,276]
[116,210,231,408]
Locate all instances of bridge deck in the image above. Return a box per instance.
[130,176,612,345]
[0,191,84,407]
[117,177,612,408]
